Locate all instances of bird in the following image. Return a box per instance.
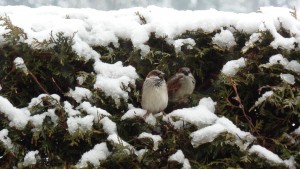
[167,67,196,104]
[141,70,168,117]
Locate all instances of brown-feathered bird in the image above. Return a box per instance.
[141,70,168,117]
[167,67,195,104]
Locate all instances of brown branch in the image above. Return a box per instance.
[228,77,260,136]
[29,71,49,95]
[51,77,64,94]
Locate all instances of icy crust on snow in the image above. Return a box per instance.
[76,143,111,168]
[168,150,191,169]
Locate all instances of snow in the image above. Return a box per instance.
[168,150,191,169]
[253,91,274,107]
[13,57,28,74]
[23,150,39,166]
[0,96,30,129]
[100,117,117,135]
[64,101,81,117]
[221,57,246,77]
[261,54,300,74]
[190,117,255,150]
[28,94,61,109]
[76,143,111,168]
[107,134,136,154]
[0,129,13,150]
[121,104,157,126]
[138,132,162,150]
[242,33,261,53]
[249,145,283,164]
[67,87,92,103]
[30,109,58,129]
[280,73,295,85]
[93,61,139,105]
[77,101,111,123]
[212,28,236,49]
[66,115,94,134]
[164,97,218,129]
[174,38,196,52]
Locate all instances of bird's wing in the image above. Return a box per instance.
[167,74,183,94]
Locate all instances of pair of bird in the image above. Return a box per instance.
[141,67,195,117]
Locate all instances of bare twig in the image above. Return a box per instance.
[229,77,260,136]
[29,71,49,95]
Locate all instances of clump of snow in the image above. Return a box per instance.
[242,33,262,53]
[30,109,58,130]
[0,96,30,129]
[67,87,92,103]
[136,149,148,162]
[67,115,94,134]
[190,124,225,147]
[164,97,218,129]
[28,94,61,109]
[0,129,13,150]
[76,143,111,168]
[64,101,81,117]
[292,126,300,136]
[261,54,300,74]
[23,150,39,167]
[138,132,162,150]
[280,73,295,85]
[221,57,246,77]
[100,117,117,135]
[253,91,274,108]
[121,104,157,126]
[190,117,255,151]
[14,57,28,75]
[107,134,136,154]
[212,28,236,49]
[77,101,111,123]
[168,150,191,169]
[249,145,283,164]
[93,61,139,105]
[173,38,196,52]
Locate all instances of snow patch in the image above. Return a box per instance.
[138,132,162,150]
[221,57,246,77]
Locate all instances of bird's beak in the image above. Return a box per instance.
[159,73,165,79]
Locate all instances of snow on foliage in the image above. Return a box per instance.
[67,87,92,103]
[100,117,117,135]
[76,143,111,168]
[23,150,39,167]
[121,104,157,126]
[93,61,139,104]
[261,54,300,74]
[221,57,246,77]
[212,28,236,49]
[164,97,218,129]
[77,101,111,123]
[0,129,13,150]
[168,150,191,169]
[280,73,295,85]
[138,132,162,150]
[0,96,30,129]
[67,115,94,134]
[253,91,274,108]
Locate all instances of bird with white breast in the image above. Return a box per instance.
[141,70,168,117]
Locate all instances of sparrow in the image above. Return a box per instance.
[167,67,196,104]
[141,70,168,117]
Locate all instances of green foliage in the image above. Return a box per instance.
[0,15,299,169]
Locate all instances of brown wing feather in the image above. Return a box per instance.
[167,74,183,95]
